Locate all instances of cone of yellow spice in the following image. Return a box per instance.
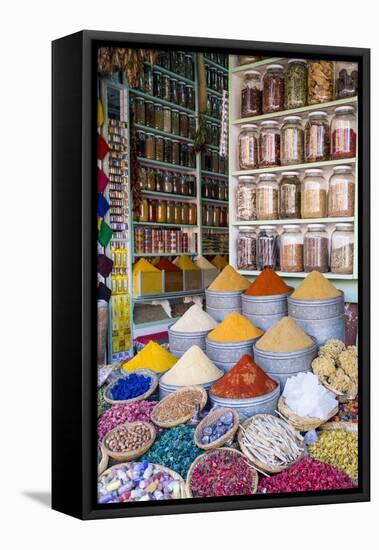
[208,265,250,292]
[122,340,177,373]
[208,312,263,343]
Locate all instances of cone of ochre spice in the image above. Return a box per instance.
[208,265,249,292]
[211,354,277,399]
[207,312,263,342]
[244,268,291,297]
[291,271,341,300]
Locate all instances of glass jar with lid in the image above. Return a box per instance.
[136,198,149,222]
[188,115,196,139]
[259,120,280,167]
[280,116,304,165]
[157,201,167,223]
[137,131,146,157]
[145,133,155,160]
[188,177,196,196]
[308,60,334,104]
[241,70,262,118]
[212,206,221,227]
[162,75,171,102]
[205,205,214,226]
[163,107,171,133]
[239,124,259,170]
[262,64,285,114]
[157,51,170,69]
[179,113,189,138]
[172,173,181,194]
[188,204,197,225]
[172,140,180,164]
[279,171,301,219]
[305,111,330,163]
[170,79,178,104]
[180,175,189,196]
[257,225,279,270]
[153,71,162,98]
[331,106,357,160]
[146,169,156,191]
[155,171,164,192]
[237,228,257,270]
[185,54,194,80]
[180,143,189,166]
[304,224,329,273]
[284,59,308,109]
[236,175,257,221]
[145,101,154,127]
[163,172,173,194]
[155,136,164,162]
[163,138,172,164]
[256,174,278,220]
[177,82,186,107]
[186,86,195,110]
[148,199,157,222]
[171,110,180,135]
[154,104,164,131]
[176,52,186,76]
[330,223,354,274]
[301,169,328,218]
[220,208,228,227]
[328,165,355,217]
[166,201,175,223]
[335,62,358,99]
[181,202,190,224]
[174,203,183,224]
[136,97,146,125]
[202,177,210,198]
[218,180,226,201]
[280,225,304,272]
[138,166,148,190]
[144,64,153,95]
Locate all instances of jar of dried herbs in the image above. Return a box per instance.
[284,59,308,109]
[241,70,262,118]
[256,173,279,220]
[236,175,257,221]
[301,169,328,218]
[335,62,358,99]
[308,60,334,104]
[239,124,259,169]
[237,228,257,270]
[331,223,354,274]
[328,165,355,217]
[305,111,330,163]
[279,171,301,219]
[262,64,285,114]
[280,116,304,165]
[280,225,304,272]
[304,224,329,273]
[259,120,280,167]
[257,225,279,270]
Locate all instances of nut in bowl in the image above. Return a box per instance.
[102,421,156,462]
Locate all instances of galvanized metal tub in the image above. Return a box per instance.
[288,293,345,347]
[253,337,318,391]
[168,326,212,358]
[206,336,260,373]
[158,378,221,401]
[205,290,242,322]
[208,382,280,421]
[242,292,288,332]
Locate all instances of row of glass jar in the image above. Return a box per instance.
[202,205,228,227]
[236,166,355,221]
[204,52,229,68]
[133,99,196,138]
[138,168,197,196]
[156,51,195,80]
[137,131,196,168]
[202,177,229,201]
[237,223,354,274]
[201,149,229,175]
[239,107,356,170]
[136,199,197,225]
[205,120,221,147]
[136,66,195,109]
[134,227,195,255]
[202,231,229,255]
[206,66,228,93]
[241,60,358,118]
[206,94,223,120]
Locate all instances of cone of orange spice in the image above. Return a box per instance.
[210,354,277,399]
[244,268,291,297]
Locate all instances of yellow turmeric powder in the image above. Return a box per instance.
[208,265,250,292]
[208,312,263,342]
[291,271,341,300]
[122,340,177,373]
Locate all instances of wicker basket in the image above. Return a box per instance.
[98,444,109,476]
[237,415,304,474]
[102,421,156,462]
[321,379,357,404]
[151,386,207,428]
[186,447,258,498]
[318,421,358,433]
[277,396,339,432]
[104,369,158,405]
[194,408,239,451]
[99,462,188,500]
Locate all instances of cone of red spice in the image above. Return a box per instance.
[244,268,291,297]
[210,354,277,399]
[154,258,181,272]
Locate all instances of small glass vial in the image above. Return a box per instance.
[279,171,301,219]
[256,174,279,220]
[280,225,304,272]
[330,223,354,274]
[328,165,355,217]
[237,228,257,270]
[239,124,259,170]
[331,106,357,160]
[257,225,279,270]
[280,116,304,165]
[236,175,257,221]
[241,70,262,117]
[304,224,329,273]
[301,169,328,219]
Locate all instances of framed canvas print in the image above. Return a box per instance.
[52,30,370,520]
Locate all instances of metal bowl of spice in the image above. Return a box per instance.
[151,386,207,428]
[102,421,156,462]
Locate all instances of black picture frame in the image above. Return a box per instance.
[52,30,370,520]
